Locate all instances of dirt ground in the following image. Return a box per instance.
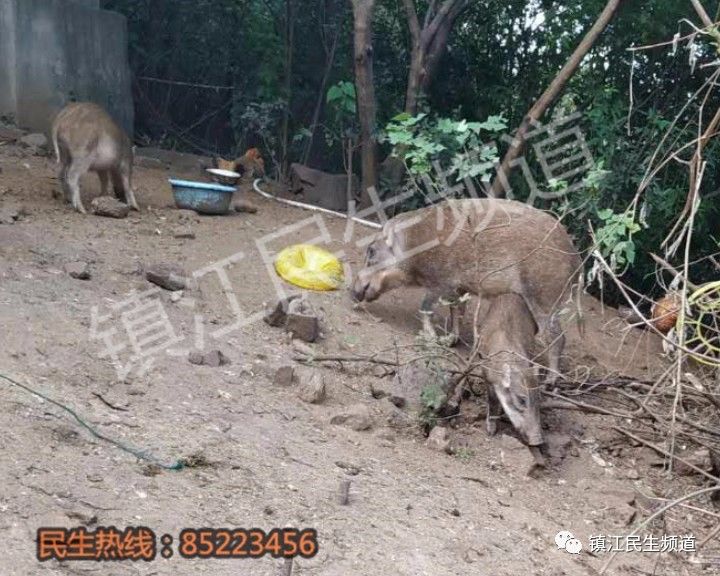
[0,138,716,576]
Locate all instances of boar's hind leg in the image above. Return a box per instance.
[532,311,564,386]
[66,157,92,214]
[419,291,440,340]
[98,171,110,197]
[112,168,139,210]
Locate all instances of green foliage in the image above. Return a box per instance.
[419,382,447,429]
[382,112,507,208]
[595,209,642,271]
[384,112,506,180]
[326,81,357,115]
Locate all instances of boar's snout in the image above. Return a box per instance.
[350,270,378,302]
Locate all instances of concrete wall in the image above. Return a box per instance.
[0,0,133,136]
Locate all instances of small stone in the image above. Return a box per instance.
[274,365,295,387]
[146,263,187,291]
[263,295,301,327]
[286,298,319,342]
[20,132,48,151]
[297,371,326,404]
[331,404,373,431]
[188,350,230,367]
[0,126,24,143]
[135,156,166,170]
[205,350,231,367]
[234,201,258,214]
[0,206,21,224]
[545,432,573,459]
[176,209,200,222]
[286,312,319,343]
[675,448,710,476]
[625,468,640,480]
[91,196,130,219]
[173,227,196,239]
[65,261,91,280]
[170,291,183,303]
[497,434,537,472]
[426,426,452,454]
[291,340,315,357]
[335,461,361,476]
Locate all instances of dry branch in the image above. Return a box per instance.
[489,0,623,196]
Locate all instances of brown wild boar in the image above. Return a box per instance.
[51,103,139,214]
[479,293,543,446]
[351,198,582,384]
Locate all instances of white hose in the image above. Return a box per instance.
[252,179,382,230]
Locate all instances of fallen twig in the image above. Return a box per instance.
[613,426,720,483]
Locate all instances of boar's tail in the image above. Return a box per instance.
[51,123,60,164]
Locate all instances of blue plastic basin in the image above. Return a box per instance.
[169,179,236,215]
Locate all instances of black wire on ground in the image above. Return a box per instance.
[0,373,184,471]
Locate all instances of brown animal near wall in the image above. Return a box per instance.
[479,293,543,446]
[51,102,139,214]
[351,198,583,385]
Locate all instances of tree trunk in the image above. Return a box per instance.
[281,0,296,179]
[489,0,623,197]
[301,5,344,165]
[402,0,469,115]
[351,0,378,204]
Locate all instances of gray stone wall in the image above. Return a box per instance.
[0,0,133,136]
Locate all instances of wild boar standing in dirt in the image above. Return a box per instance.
[479,293,544,447]
[51,102,139,214]
[351,198,583,384]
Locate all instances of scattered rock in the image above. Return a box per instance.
[675,448,711,476]
[335,461,361,476]
[291,340,315,357]
[173,227,196,239]
[286,298,319,343]
[146,263,188,291]
[331,404,373,431]
[170,291,183,303]
[274,365,295,387]
[297,370,326,404]
[188,350,230,367]
[426,426,452,454]
[135,155,166,170]
[545,432,573,459]
[264,295,301,327]
[20,132,48,151]
[234,201,258,214]
[65,261,91,280]
[497,434,537,473]
[0,126,24,143]
[0,206,23,224]
[91,196,130,219]
[204,350,231,367]
[176,209,201,222]
[389,360,452,415]
[624,468,640,480]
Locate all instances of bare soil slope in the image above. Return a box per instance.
[0,141,711,576]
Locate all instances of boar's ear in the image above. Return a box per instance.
[382,223,397,252]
